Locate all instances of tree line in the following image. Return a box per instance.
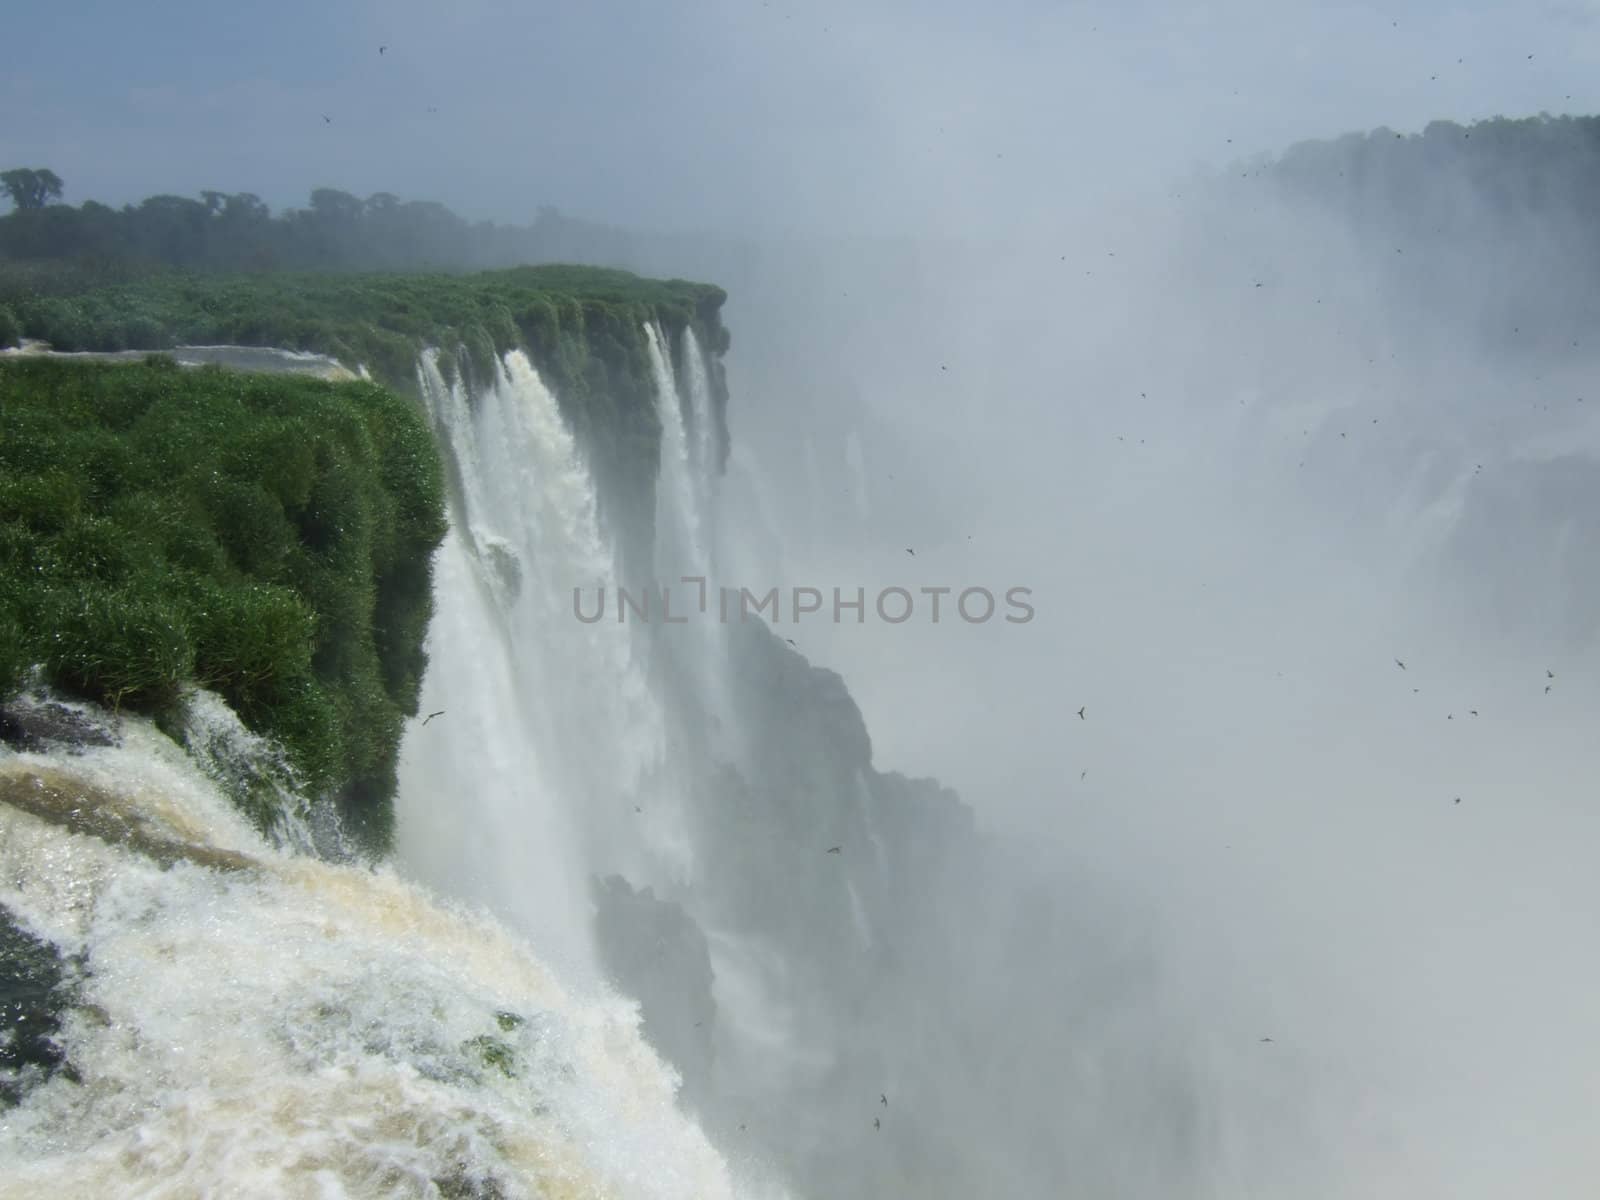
[1265,113,1600,238]
[7,111,1599,288]
[0,173,642,281]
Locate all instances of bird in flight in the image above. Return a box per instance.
[905,548,915,557]
[785,637,797,646]
[1454,797,1461,805]
[827,846,842,854]
[1077,706,1085,720]
[880,1093,888,1107]
[1259,1037,1274,1044]
[1547,668,1555,679]
[379,44,387,54]
[322,114,332,124]
[421,710,445,725]
[1395,658,1406,670]
[873,1117,881,1130]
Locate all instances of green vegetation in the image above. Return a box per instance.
[0,263,728,387]
[0,263,730,581]
[0,356,446,853]
[0,169,63,213]
[0,180,733,848]
[0,177,637,275]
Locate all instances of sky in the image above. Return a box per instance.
[5,0,1600,234]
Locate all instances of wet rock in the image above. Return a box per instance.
[0,906,80,1108]
[0,697,119,754]
[0,767,258,873]
[592,875,716,1104]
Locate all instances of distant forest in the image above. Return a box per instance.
[0,173,641,289]
[1265,113,1600,234]
[1256,113,1600,354]
[3,110,1598,291]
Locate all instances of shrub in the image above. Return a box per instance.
[40,588,194,711]
[0,357,446,851]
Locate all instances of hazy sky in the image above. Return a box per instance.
[5,0,1600,233]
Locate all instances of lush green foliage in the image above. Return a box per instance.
[0,264,729,581]
[0,193,732,848]
[0,263,727,383]
[0,357,446,852]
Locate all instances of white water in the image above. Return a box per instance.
[646,323,712,586]
[0,332,801,1197]
[396,349,693,980]
[644,323,741,762]
[0,693,743,1200]
[679,327,721,544]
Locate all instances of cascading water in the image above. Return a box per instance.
[396,348,699,978]
[0,334,795,1199]
[643,323,742,763]
[679,327,721,542]
[0,691,742,1200]
[646,323,710,584]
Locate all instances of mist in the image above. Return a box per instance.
[8,1,1600,1195]
[611,80,1600,1197]
[682,188,1600,1192]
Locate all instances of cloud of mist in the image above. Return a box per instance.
[677,143,1600,1190]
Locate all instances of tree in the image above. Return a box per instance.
[0,168,64,210]
[308,188,363,222]
[220,193,270,224]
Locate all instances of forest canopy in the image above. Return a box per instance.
[0,180,640,278]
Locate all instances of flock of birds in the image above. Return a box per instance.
[1390,659,1560,803]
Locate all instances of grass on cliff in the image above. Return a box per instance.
[0,262,729,394]
[0,263,731,576]
[0,356,446,852]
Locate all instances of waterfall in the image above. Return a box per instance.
[643,323,741,763]
[645,322,712,585]
[0,692,743,1200]
[396,347,692,984]
[681,326,721,542]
